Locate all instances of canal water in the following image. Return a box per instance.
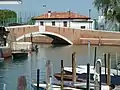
[0,44,120,90]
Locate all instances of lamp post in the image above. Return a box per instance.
[68,10,71,28]
[89,9,91,30]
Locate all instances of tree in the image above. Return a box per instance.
[93,0,120,31]
[0,9,17,26]
[27,17,36,25]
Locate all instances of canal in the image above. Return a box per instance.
[0,44,120,90]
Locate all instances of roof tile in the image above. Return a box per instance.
[33,11,90,20]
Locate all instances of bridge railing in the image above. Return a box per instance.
[5,25,39,29]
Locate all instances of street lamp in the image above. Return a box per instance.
[0,0,22,4]
[88,9,91,30]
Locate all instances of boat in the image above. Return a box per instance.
[64,65,120,76]
[32,80,111,90]
[54,73,87,82]
[12,50,28,59]
[63,65,120,84]
[32,83,81,90]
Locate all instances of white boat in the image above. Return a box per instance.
[32,83,81,90]
[64,65,120,76]
[74,82,110,90]
[32,82,111,90]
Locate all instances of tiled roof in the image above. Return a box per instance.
[32,11,90,20]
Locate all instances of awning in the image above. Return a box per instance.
[0,0,22,4]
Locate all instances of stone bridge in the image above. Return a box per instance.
[6,25,120,45]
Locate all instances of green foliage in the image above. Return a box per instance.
[93,0,120,23]
[27,17,35,25]
[0,9,17,26]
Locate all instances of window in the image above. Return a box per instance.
[52,21,55,26]
[81,26,85,29]
[63,21,67,27]
[40,21,44,26]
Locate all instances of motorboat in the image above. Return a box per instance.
[32,83,81,90]
[64,65,120,76]
[32,80,110,90]
[64,65,120,84]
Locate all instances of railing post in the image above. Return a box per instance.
[107,53,111,85]
[61,60,64,90]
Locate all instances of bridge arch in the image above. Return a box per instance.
[16,31,73,45]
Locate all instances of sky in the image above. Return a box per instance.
[0,0,99,19]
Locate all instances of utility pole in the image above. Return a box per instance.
[89,9,91,30]
[68,10,71,28]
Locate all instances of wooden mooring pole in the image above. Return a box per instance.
[104,53,107,84]
[107,53,111,85]
[61,60,64,90]
[87,63,90,90]
[87,40,90,90]
[17,76,27,90]
[94,47,97,68]
[72,52,76,85]
[30,33,33,50]
[37,69,40,90]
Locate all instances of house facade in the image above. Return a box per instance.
[33,11,95,30]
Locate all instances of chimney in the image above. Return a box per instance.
[48,10,51,18]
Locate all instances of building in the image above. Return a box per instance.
[97,15,120,31]
[32,11,95,30]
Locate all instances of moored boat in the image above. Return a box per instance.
[12,50,28,59]
[64,65,120,76]
[32,83,82,90]
[63,65,120,85]
[54,73,85,82]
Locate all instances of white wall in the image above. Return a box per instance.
[71,21,93,29]
[34,19,94,30]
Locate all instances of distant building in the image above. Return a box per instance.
[32,11,95,30]
[97,15,120,31]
